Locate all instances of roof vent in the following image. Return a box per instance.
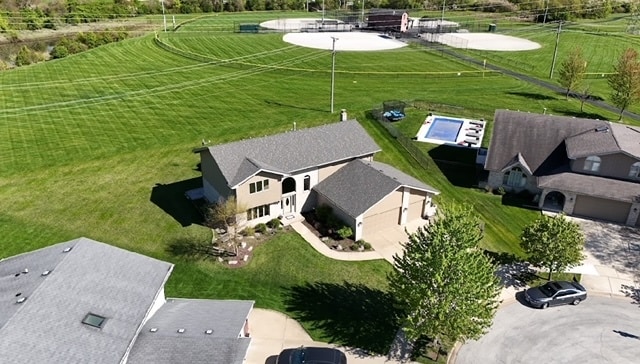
[14,273,20,277]
[41,270,51,276]
[204,329,213,335]
[22,268,29,274]
[595,126,609,133]
[149,328,158,333]
[177,328,185,334]
[15,292,21,297]
[16,297,27,304]
[62,247,73,253]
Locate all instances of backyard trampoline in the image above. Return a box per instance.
[416,114,486,148]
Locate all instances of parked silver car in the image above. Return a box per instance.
[524,280,587,309]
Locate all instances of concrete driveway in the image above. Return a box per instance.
[455,296,640,364]
[245,308,417,364]
[364,219,428,263]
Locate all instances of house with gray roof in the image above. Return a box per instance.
[194,120,439,240]
[0,237,253,364]
[485,110,640,226]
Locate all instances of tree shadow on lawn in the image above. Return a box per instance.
[285,281,403,355]
[507,91,556,101]
[548,107,608,121]
[150,177,205,227]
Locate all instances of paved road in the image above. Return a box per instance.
[455,296,640,364]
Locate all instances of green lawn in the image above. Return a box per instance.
[0,12,631,348]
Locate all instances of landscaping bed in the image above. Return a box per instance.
[301,206,373,252]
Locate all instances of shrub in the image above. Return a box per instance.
[15,46,44,67]
[241,226,255,236]
[363,242,372,250]
[337,226,353,240]
[496,187,506,196]
[483,185,493,194]
[266,218,281,229]
[254,223,267,234]
[315,204,333,223]
[50,45,69,59]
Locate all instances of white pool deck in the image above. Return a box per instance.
[415,114,486,148]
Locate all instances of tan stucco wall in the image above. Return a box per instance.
[409,189,428,203]
[317,160,350,182]
[364,189,403,218]
[236,172,282,209]
[201,152,232,202]
[571,153,640,180]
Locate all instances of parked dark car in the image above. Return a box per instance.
[275,346,347,364]
[524,280,587,309]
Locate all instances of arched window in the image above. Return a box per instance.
[583,156,601,172]
[629,162,640,178]
[303,175,311,191]
[503,167,526,188]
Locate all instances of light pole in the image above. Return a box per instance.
[543,0,549,24]
[322,0,325,23]
[441,0,446,23]
[330,37,338,113]
[361,0,365,24]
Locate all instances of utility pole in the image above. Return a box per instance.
[361,0,365,24]
[322,0,325,24]
[441,0,446,23]
[330,37,338,113]
[161,0,167,32]
[549,21,562,79]
[543,0,549,24]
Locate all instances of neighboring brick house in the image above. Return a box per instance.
[194,120,439,240]
[0,237,253,364]
[485,110,640,226]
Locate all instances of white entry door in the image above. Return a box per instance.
[281,194,296,214]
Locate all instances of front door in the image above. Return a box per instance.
[281,194,296,214]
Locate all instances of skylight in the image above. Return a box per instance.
[82,313,106,329]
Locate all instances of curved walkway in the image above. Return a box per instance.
[290,222,384,261]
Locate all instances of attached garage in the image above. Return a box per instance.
[572,195,631,224]
[362,207,401,236]
[407,191,427,221]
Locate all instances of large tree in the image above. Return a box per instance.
[389,204,501,353]
[205,196,246,254]
[558,47,587,99]
[608,47,640,120]
[520,214,585,280]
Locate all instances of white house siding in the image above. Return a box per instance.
[289,168,319,213]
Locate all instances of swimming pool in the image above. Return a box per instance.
[425,117,464,142]
[416,114,486,148]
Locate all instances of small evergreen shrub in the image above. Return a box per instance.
[337,226,353,240]
[241,226,255,236]
[266,218,281,229]
[254,223,267,234]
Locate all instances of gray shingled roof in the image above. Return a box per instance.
[128,299,254,364]
[203,120,381,187]
[313,159,439,218]
[538,173,640,202]
[0,237,173,364]
[565,124,619,159]
[485,110,607,175]
[610,123,640,159]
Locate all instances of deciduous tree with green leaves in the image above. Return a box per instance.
[608,48,640,120]
[520,214,585,281]
[389,204,501,354]
[558,47,587,100]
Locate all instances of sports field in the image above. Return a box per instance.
[0,11,635,346]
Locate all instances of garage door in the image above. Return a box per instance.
[363,207,401,236]
[573,195,631,224]
[407,200,425,222]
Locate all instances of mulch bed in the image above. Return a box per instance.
[218,227,291,268]
[301,212,373,252]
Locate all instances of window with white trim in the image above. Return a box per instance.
[629,162,640,178]
[503,167,526,188]
[583,156,601,172]
[247,204,270,220]
[249,179,269,194]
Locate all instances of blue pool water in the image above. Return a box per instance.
[425,117,464,142]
